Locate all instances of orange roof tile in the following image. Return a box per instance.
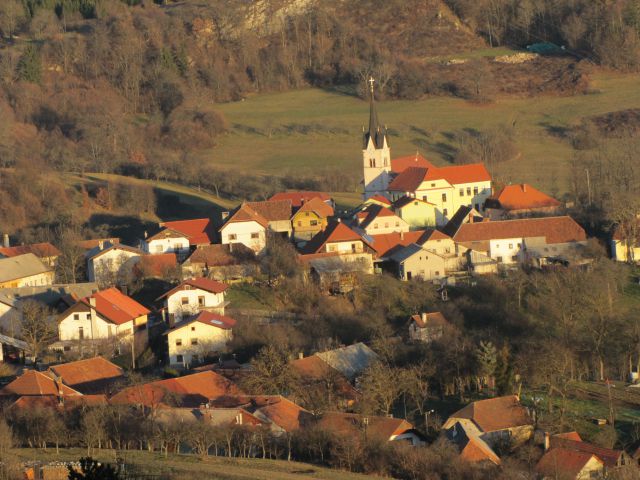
[156,277,228,301]
[453,216,587,245]
[490,184,561,211]
[388,166,427,192]
[357,205,402,230]
[554,431,583,442]
[110,371,243,408]
[0,370,81,397]
[159,218,215,245]
[223,204,269,229]
[391,153,435,173]
[388,163,491,192]
[536,448,602,479]
[315,412,415,442]
[0,242,60,259]
[253,396,312,432]
[448,395,532,433]
[367,194,392,205]
[291,356,358,400]
[9,394,108,410]
[79,288,149,326]
[549,438,623,468]
[186,244,256,267]
[460,436,501,465]
[245,199,292,222]
[269,191,331,208]
[48,357,124,394]
[297,196,334,218]
[133,253,177,278]
[302,221,373,254]
[411,311,448,329]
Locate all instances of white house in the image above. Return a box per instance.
[57,287,149,346]
[353,204,410,236]
[219,205,268,254]
[86,242,143,286]
[143,228,190,257]
[156,277,228,324]
[164,310,235,367]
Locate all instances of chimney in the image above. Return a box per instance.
[522,184,527,193]
[400,231,404,240]
[144,231,148,239]
[543,432,550,451]
[2,234,8,248]
[89,296,96,308]
[229,242,233,253]
[98,240,104,250]
[298,352,304,360]
[119,285,128,296]
[221,211,230,221]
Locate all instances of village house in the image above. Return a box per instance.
[142,228,190,258]
[291,196,335,241]
[0,370,82,398]
[269,191,334,210]
[57,287,149,348]
[143,218,216,259]
[291,354,359,408]
[408,311,449,343]
[85,241,144,286]
[451,216,588,269]
[181,243,258,281]
[219,204,268,254]
[391,196,437,228]
[244,199,293,237]
[352,204,410,236]
[443,395,534,464]
[46,356,124,395]
[132,253,178,280]
[315,342,378,383]
[0,253,55,289]
[390,243,447,281]
[164,310,236,367]
[611,220,640,263]
[313,412,423,446]
[484,183,562,220]
[0,239,61,268]
[156,277,228,324]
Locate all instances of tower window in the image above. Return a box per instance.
[442,193,447,202]
[369,158,375,167]
[467,187,472,196]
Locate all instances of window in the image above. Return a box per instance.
[441,193,447,202]
[191,338,198,345]
[181,297,188,305]
[443,208,448,216]
[176,355,184,363]
[305,212,309,217]
[310,220,318,226]
[473,186,479,195]
[512,255,518,261]
[395,222,399,227]
[422,196,427,202]
[228,234,237,241]
[508,244,513,249]
[78,327,84,340]
[86,313,91,320]
[497,256,503,263]
[459,188,464,197]
[73,314,80,320]
[176,339,182,346]
[435,271,440,276]
[297,221,302,227]
[431,183,436,187]
[351,243,357,253]
[467,187,471,196]
[496,243,500,248]
[374,223,378,229]
[328,245,336,252]
[198,296,205,307]
[384,223,389,228]
[445,247,451,253]
[251,233,259,239]
[414,201,419,206]
[191,326,196,331]
[175,243,183,251]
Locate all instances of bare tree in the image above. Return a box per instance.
[18,300,56,362]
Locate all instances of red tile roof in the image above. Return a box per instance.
[368,229,450,258]
[388,163,491,192]
[109,371,243,408]
[48,357,124,393]
[536,448,602,479]
[190,311,235,330]
[0,370,81,397]
[554,431,583,442]
[133,253,177,278]
[156,277,228,300]
[0,242,60,259]
[252,396,312,432]
[302,221,373,254]
[269,191,331,208]
[453,216,587,245]
[9,394,108,410]
[448,395,532,433]
[367,195,392,206]
[549,438,624,468]
[186,244,256,267]
[411,311,448,329]
[291,356,358,400]
[297,196,334,218]
[80,288,150,326]
[391,153,435,173]
[357,205,402,229]
[159,218,215,245]
[245,200,292,222]
[460,435,501,465]
[490,184,561,211]
[223,204,269,229]
[315,412,415,442]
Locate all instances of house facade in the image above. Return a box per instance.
[157,277,228,323]
[390,244,447,281]
[408,312,449,342]
[354,204,410,236]
[392,196,437,228]
[291,197,334,241]
[143,229,190,257]
[0,254,54,288]
[219,205,268,254]
[484,183,562,220]
[86,242,143,286]
[165,311,235,366]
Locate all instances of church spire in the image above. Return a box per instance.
[363,77,387,149]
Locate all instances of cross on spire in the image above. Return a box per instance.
[368,76,375,95]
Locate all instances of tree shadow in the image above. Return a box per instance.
[86,214,156,245]
[538,120,570,138]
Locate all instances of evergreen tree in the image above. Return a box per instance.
[17,44,41,83]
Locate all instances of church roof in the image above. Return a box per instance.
[363,82,388,149]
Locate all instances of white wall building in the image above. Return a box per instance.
[86,242,143,286]
[219,205,268,254]
[143,229,190,257]
[157,277,228,323]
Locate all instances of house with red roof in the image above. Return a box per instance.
[352,204,409,236]
[244,199,293,237]
[164,310,236,367]
[57,287,150,346]
[159,218,216,246]
[408,312,450,343]
[443,395,534,464]
[290,355,359,408]
[47,356,124,395]
[269,191,333,211]
[313,412,423,446]
[0,369,82,398]
[291,196,335,241]
[181,243,258,281]
[156,277,228,323]
[219,204,269,254]
[132,253,177,280]
[484,183,562,219]
[452,216,588,268]
[109,370,243,408]
[546,432,633,472]
[143,228,190,259]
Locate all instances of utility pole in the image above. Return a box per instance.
[585,168,592,206]
[424,409,435,434]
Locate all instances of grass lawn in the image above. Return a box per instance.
[209,71,640,195]
[226,283,278,311]
[13,448,379,480]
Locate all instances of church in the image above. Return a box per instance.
[362,79,493,226]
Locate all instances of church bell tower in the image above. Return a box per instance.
[362,77,391,200]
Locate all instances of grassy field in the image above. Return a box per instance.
[208,71,640,195]
[14,449,378,480]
